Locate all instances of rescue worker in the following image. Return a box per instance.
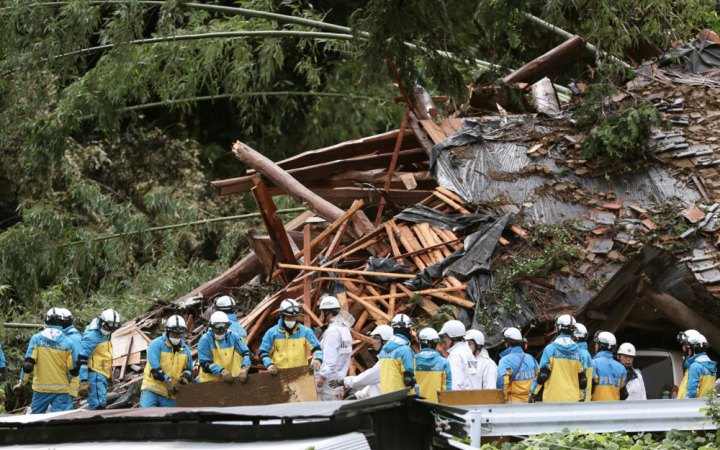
[214,295,248,342]
[676,329,700,398]
[340,325,393,399]
[530,314,586,403]
[415,328,451,402]
[14,308,78,414]
[140,315,194,408]
[315,296,352,400]
[439,320,477,391]
[259,299,323,374]
[617,342,646,400]
[58,308,81,400]
[465,329,497,389]
[573,323,594,401]
[679,332,717,399]
[496,327,537,402]
[0,339,6,413]
[591,331,627,401]
[77,309,121,410]
[379,314,416,394]
[198,311,251,384]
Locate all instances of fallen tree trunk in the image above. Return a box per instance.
[503,35,585,85]
[232,140,374,237]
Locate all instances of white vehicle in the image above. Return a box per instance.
[633,349,684,399]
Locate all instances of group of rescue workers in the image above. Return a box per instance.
[4,294,717,413]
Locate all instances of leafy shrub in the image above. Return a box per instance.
[581,103,661,162]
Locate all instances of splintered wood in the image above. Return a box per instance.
[240,187,476,376]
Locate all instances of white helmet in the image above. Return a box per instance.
[209,311,230,337]
[419,327,440,343]
[502,327,523,343]
[214,295,236,313]
[318,296,341,311]
[370,324,394,341]
[464,329,485,346]
[678,329,701,345]
[687,332,709,350]
[594,331,617,349]
[57,308,73,328]
[99,309,122,334]
[439,320,466,339]
[279,299,302,316]
[45,307,63,326]
[617,342,636,357]
[390,314,412,330]
[555,314,576,333]
[574,323,588,340]
[166,315,187,333]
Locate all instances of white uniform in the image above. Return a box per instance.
[471,349,498,390]
[447,341,478,390]
[626,368,647,400]
[344,362,381,399]
[317,316,352,400]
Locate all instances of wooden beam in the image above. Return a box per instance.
[251,179,298,280]
[503,35,585,85]
[599,288,639,333]
[408,112,434,156]
[232,140,374,238]
[215,147,427,195]
[277,263,416,279]
[638,278,720,351]
[375,110,410,226]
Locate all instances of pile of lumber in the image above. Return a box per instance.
[239,186,478,375]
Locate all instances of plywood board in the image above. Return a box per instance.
[438,389,505,406]
[175,366,318,407]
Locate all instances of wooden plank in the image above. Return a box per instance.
[363,285,465,301]
[436,186,466,204]
[294,199,365,260]
[375,110,410,226]
[251,179,298,278]
[430,291,475,309]
[389,284,397,317]
[354,310,370,331]
[216,148,427,195]
[276,263,416,279]
[434,191,470,214]
[385,222,403,258]
[346,292,392,322]
[176,367,317,407]
[438,389,505,406]
[300,301,323,328]
[303,223,312,327]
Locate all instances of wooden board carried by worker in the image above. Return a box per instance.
[438,389,504,406]
[175,367,318,407]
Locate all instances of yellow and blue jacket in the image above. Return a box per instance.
[141,334,194,399]
[226,313,248,343]
[63,325,82,396]
[21,326,78,394]
[259,319,322,369]
[679,353,717,399]
[379,334,416,394]
[531,334,586,402]
[79,318,114,380]
[577,341,594,401]
[415,347,451,403]
[496,345,538,402]
[591,351,626,401]
[198,329,251,382]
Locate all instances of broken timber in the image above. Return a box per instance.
[503,35,585,85]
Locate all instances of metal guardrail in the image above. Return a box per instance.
[439,399,716,448]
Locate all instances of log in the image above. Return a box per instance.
[277,263,416,279]
[638,279,720,351]
[231,141,374,237]
[503,35,585,85]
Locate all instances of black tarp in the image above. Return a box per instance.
[661,38,720,73]
[394,204,494,232]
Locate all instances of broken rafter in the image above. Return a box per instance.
[503,35,586,85]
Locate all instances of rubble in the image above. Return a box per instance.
[85,27,720,410]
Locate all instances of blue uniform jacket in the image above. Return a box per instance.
[686,352,718,399]
[198,329,251,374]
[415,347,452,390]
[259,319,323,368]
[226,313,248,341]
[78,318,113,381]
